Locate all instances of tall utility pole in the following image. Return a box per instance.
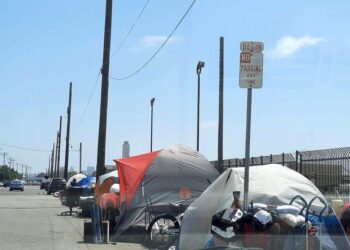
[48,155,51,176]
[9,158,14,169]
[25,166,28,182]
[57,116,62,177]
[1,152,6,181]
[79,142,82,174]
[196,61,205,151]
[64,82,72,181]
[2,152,7,166]
[218,37,224,173]
[8,158,12,179]
[51,143,55,177]
[96,0,113,180]
[54,132,59,177]
[150,98,155,152]
[9,158,15,173]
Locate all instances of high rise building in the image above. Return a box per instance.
[122,141,130,158]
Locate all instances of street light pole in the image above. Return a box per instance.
[150,98,155,152]
[196,61,205,152]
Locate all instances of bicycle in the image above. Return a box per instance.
[145,203,187,250]
[53,189,65,198]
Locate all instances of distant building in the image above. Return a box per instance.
[105,165,116,173]
[86,166,95,176]
[122,141,130,158]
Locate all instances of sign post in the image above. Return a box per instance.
[239,41,264,210]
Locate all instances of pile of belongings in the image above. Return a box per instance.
[206,198,329,250]
[179,164,350,250]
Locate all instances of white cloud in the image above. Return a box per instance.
[201,120,218,129]
[130,35,182,53]
[141,35,179,47]
[269,35,324,58]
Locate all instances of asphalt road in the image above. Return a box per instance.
[0,185,147,250]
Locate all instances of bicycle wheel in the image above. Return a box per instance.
[146,214,180,250]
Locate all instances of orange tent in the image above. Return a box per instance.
[95,170,119,204]
[116,150,160,207]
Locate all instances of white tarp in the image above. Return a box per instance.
[179,164,329,250]
[97,170,118,186]
[66,173,86,188]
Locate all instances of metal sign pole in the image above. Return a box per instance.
[243,88,252,211]
[239,41,263,211]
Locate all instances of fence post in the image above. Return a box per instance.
[282,153,285,166]
[270,154,273,164]
[251,157,254,166]
[295,150,299,172]
[260,156,263,165]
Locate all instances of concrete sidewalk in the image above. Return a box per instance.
[0,186,147,250]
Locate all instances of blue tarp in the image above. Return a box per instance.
[77,176,96,197]
[78,176,95,188]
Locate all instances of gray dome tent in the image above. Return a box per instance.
[112,144,220,238]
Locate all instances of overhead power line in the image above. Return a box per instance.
[110,0,151,58]
[72,1,150,135]
[71,70,101,135]
[70,138,97,157]
[109,0,197,81]
[0,142,51,152]
[0,142,78,153]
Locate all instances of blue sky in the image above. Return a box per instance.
[1,0,350,174]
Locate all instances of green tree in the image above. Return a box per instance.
[37,172,47,178]
[0,166,22,181]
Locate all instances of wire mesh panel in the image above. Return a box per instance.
[299,147,350,194]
